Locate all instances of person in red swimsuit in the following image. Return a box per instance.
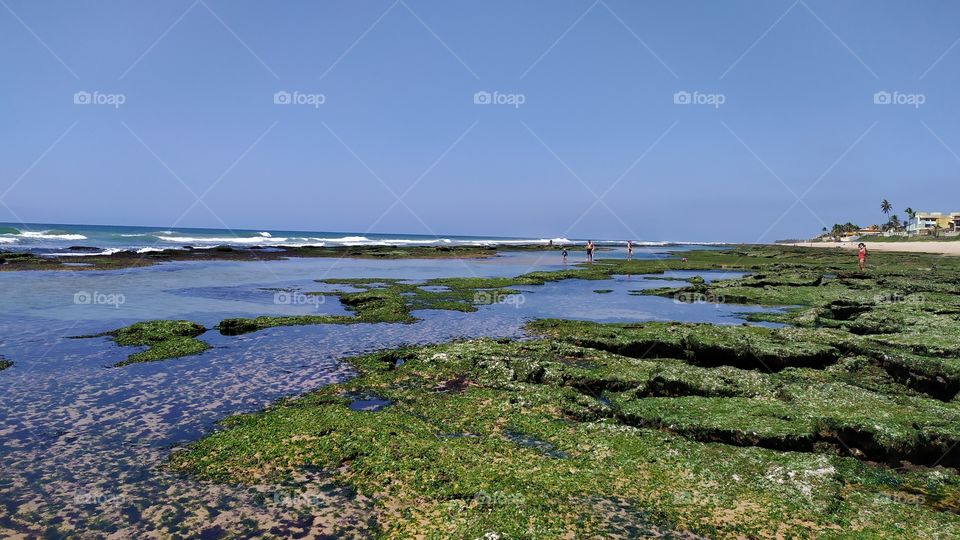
[857,242,867,272]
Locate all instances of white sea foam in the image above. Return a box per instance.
[316,236,370,243]
[0,237,18,243]
[156,235,290,244]
[18,231,88,241]
[50,248,123,257]
[464,238,571,246]
[125,231,719,249]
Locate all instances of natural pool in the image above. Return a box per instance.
[0,248,783,537]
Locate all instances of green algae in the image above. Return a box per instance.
[170,337,960,538]
[530,320,849,372]
[216,278,524,335]
[81,320,210,367]
[167,245,960,536]
[211,251,764,336]
[0,358,11,371]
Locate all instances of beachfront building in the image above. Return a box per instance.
[906,211,960,236]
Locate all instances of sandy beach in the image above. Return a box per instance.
[784,240,960,256]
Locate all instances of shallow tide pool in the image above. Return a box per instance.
[0,249,781,537]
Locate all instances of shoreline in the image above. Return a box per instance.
[0,244,510,271]
[0,243,677,272]
[783,240,960,256]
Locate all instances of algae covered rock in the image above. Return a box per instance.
[89,320,210,366]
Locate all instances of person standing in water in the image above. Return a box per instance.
[857,242,867,272]
[586,240,594,263]
[561,246,568,263]
[626,240,633,261]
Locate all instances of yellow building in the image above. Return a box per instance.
[907,212,960,235]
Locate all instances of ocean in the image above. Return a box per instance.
[0,222,714,256]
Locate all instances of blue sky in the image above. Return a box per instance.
[1,0,959,241]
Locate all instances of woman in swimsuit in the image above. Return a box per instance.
[857,242,867,272]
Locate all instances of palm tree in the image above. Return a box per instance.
[903,207,915,234]
[890,214,900,231]
[881,199,892,221]
[933,223,942,238]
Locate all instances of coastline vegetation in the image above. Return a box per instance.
[808,200,958,242]
[167,246,960,537]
